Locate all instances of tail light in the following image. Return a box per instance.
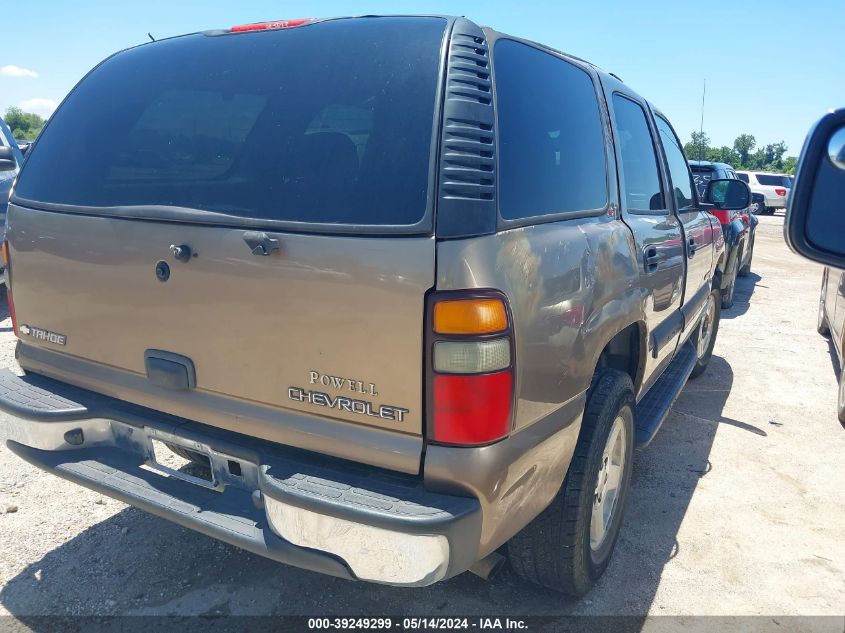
[709,209,732,225]
[1,240,17,336]
[775,187,786,197]
[427,291,514,446]
[230,18,315,32]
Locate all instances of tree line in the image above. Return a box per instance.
[4,107,46,141]
[683,131,797,175]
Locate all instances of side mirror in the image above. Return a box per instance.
[785,108,845,269]
[704,178,750,210]
[0,146,16,172]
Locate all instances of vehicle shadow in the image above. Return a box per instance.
[721,272,762,320]
[0,357,754,624]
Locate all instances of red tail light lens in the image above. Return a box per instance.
[433,372,512,444]
[231,18,315,32]
[428,291,515,446]
[710,209,732,225]
[775,187,786,196]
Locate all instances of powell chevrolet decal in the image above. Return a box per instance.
[289,371,408,422]
[19,324,67,346]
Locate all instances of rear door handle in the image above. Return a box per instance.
[643,246,660,272]
[688,237,696,258]
[243,231,280,256]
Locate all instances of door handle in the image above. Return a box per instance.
[643,246,660,272]
[243,231,280,256]
[688,238,696,258]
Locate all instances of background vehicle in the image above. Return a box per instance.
[786,107,845,425]
[0,117,25,273]
[751,192,766,215]
[0,15,747,596]
[736,170,789,214]
[690,161,756,307]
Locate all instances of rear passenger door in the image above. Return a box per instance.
[653,114,715,317]
[605,88,684,390]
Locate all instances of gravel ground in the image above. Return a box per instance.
[0,212,843,622]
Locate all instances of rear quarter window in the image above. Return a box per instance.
[736,173,749,183]
[756,174,786,186]
[494,39,607,221]
[691,168,714,199]
[14,17,447,231]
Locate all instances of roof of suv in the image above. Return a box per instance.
[688,160,736,171]
[210,15,629,97]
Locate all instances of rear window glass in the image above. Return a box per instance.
[756,174,786,186]
[495,40,607,220]
[691,168,714,198]
[14,18,447,229]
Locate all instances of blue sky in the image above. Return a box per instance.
[2,0,842,155]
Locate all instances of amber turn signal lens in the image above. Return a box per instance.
[433,298,508,335]
[1,241,8,268]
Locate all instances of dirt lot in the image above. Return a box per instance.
[0,213,843,622]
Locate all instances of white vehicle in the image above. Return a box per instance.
[736,171,790,214]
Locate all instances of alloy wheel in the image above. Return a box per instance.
[590,415,627,551]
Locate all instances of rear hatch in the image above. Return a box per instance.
[7,17,448,449]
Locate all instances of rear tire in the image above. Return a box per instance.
[690,288,721,379]
[508,369,635,596]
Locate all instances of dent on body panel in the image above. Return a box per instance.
[436,218,638,431]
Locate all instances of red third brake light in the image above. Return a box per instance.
[230,18,315,33]
[775,187,786,197]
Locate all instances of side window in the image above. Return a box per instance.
[726,169,737,180]
[736,173,749,183]
[611,94,664,212]
[495,39,607,220]
[654,115,695,210]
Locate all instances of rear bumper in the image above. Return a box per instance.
[0,369,481,587]
[763,194,787,208]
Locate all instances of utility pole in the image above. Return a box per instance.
[699,79,706,161]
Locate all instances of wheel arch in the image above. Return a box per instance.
[592,321,647,395]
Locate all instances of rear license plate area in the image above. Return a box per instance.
[144,436,220,491]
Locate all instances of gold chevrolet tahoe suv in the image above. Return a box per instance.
[0,15,748,595]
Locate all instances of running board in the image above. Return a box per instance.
[635,341,697,446]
